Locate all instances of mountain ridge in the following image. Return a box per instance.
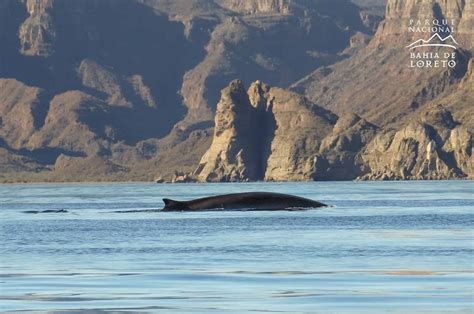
[0,0,471,183]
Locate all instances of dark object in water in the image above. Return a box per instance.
[111,209,160,213]
[161,192,327,212]
[22,209,68,214]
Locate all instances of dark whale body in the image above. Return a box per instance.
[22,209,68,214]
[161,192,326,212]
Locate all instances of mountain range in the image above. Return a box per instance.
[0,0,472,182]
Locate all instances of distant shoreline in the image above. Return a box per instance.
[1,178,471,185]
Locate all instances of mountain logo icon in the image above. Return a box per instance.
[406,33,459,50]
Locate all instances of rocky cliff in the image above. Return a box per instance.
[361,105,472,180]
[318,113,379,180]
[193,80,341,181]
[192,80,472,182]
[192,80,262,181]
[261,84,337,181]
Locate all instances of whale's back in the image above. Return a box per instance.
[161,192,326,211]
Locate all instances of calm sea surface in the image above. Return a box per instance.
[0,181,473,313]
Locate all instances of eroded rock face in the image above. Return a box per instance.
[27,90,110,155]
[216,0,290,14]
[77,59,157,109]
[444,126,473,178]
[193,80,365,182]
[0,79,44,149]
[360,106,472,180]
[193,80,262,181]
[19,0,56,57]
[263,86,336,181]
[77,59,132,108]
[318,113,379,180]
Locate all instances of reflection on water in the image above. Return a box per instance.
[0,181,473,313]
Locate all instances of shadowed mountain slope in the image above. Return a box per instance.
[291,0,473,128]
[1,0,377,182]
[0,0,470,182]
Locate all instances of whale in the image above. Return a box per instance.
[161,192,326,212]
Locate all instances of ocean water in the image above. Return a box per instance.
[0,181,473,313]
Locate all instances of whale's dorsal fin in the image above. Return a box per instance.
[162,198,185,210]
